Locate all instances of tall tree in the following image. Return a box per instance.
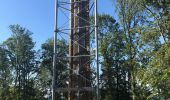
[97,14,130,100]
[115,0,145,99]
[4,25,38,100]
[138,1,170,99]
[37,38,68,99]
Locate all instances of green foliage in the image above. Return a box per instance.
[98,14,130,100]
[3,24,38,100]
[115,0,170,99]
[142,42,170,99]
[0,45,12,100]
[37,38,68,99]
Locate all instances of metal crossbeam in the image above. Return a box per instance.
[56,87,94,92]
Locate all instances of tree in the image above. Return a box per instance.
[144,0,170,41]
[115,0,146,99]
[3,24,38,100]
[37,38,68,99]
[0,45,12,100]
[96,14,130,100]
[133,0,170,99]
[143,42,170,99]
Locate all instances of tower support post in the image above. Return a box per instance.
[94,0,99,100]
[52,0,58,100]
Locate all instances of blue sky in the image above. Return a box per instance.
[0,0,117,49]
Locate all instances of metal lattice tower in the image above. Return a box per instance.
[52,0,99,100]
